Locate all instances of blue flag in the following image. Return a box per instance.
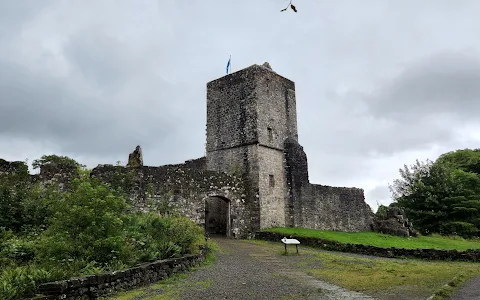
[226,56,231,74]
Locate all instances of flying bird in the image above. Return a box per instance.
[281,1,297,13]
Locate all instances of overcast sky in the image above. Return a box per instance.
[1,0,480,211]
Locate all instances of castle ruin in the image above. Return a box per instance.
[203,63,374,234]
[1,63,374,238]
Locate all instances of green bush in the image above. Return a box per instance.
[0,237,36,264]
[126,213,204,261]
[36,176,132,265]
[0,266,52,300]
[0,170,58,233]
[440,221,479,238]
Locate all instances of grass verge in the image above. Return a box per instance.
[109,240,218,300]
[429,272,476,300]
[265,227,480,250]
[247,240,480,300]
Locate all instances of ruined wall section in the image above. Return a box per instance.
[182,157,207,170]
[297,184,374,231]
[284,139,374,232]
[34,165,79,191]
[283,138,309,227]
[0,158,78,191]
[91,164,250,238]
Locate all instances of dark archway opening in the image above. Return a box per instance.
[205,196,230,236]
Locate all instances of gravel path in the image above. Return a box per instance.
[140,237,374,300]
[449,275,480,300]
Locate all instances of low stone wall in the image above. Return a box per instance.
[254,232,480,262]
[32,246,208,300]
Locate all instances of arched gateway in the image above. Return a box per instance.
[205,196,231,236]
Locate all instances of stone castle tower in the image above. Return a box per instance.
[206,63,299,230]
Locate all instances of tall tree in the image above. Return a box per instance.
[390,150,480,237]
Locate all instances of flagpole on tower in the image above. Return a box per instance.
[226,55,231,75]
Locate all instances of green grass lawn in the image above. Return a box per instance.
[247,240,480,300]
[265,227,480,251]
[291,242,480,300]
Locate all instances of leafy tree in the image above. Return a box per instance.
[390,150,480,237]
[436,148,480,175]
[32,155,85,171]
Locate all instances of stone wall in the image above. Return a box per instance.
[33,246,208,300]
[183,157,207,170]
[0,159,78,191]
[90,163,250,238]
[283,138,309,227]
[0,157,250,237]
[284,138,374,232]
[255,232,480,262]
[34,164,79,191]
[297,184,374,231]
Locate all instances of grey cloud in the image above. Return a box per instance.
[0,60,177,157]
[368,52,480,121]
[301,51,480,160]
[0,1,53,37]
[366,185,391,206]
[63,31,135,89]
